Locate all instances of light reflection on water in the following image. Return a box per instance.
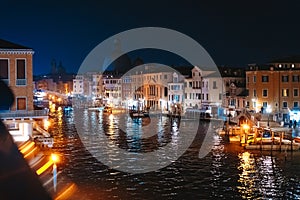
[48,110,300,199]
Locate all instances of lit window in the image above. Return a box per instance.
[17,97,26,110]
[282,89,289,97]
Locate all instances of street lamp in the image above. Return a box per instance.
[266,105,272,128]
[51,153,59,192]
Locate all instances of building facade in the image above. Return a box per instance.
[246,60,300,123]
[0,39,34,112]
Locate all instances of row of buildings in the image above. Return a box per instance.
[72,65,224,115]
[1,38,300,126]
[38,59,300,123]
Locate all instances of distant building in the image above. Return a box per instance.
[220,66,247,113]
[102,74,122,107]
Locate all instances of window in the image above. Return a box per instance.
[253,101,256,109]
[219,93,222,100]
[283,102,288,108]
[16,59,26,85]
[206,94,209,100]
[164,74,168,79]
[292,75,300,82]
[213,81,217,89]
[282,75,289,82]
[262,102,267,108]
[282,89,289,97]
[262,76,269,82]
[262,89,268,97]
[253,89,256,97]
[294,102,299,108]
[253,76,256,83]
[294,89,299,97]
[0,59,8,80]
[17,97,26,110]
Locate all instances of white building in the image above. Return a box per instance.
[168,72,185,112]
[91,73,102,99]
[202,71,224,116]
[73,75,84,96]
[102,74,122,107]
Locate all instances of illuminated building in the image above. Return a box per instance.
[246,56,300,123]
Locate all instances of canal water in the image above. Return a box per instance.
[48,109,300,200]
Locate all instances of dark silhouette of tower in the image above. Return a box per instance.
[51,59,57,75]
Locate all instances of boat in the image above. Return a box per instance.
[294,137,300,143]
[88,106,104,112]
[129,109,149,118]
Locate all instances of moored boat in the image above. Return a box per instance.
[129,110,149,118]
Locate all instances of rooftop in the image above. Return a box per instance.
[0,38,32,49]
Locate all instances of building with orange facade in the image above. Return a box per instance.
[0,39,34,111]
[0,38,48,141]
[246,56,300,123]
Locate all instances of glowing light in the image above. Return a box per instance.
[266,105,272,114]
[36,160,53,175]
[19,141,35,154]
[242,124,250,131]
[24,147,38,158]
[43,119,51,130]
[51,153,59,163]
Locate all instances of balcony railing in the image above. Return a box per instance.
[0,109,48,119]
[16,79,26,86]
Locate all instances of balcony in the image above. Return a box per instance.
[192,86,201,89]
[0,109,49,120]
[16,79,26,86]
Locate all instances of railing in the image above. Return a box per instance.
[243,109,258,126]
[16,79,27,85]
[0,110,48,119]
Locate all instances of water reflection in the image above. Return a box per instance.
[46,109,300,199]
[238,151,288,199]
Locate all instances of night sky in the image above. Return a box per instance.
[1,1,300,75]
